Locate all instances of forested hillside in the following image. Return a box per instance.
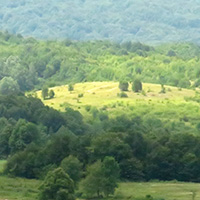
[1,0,200,43]
[1,31,200,93]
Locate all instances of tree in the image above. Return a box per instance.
[132,79,142,92]
[39,167,75,200]
[9,119,40,153]
[119,81,129,91]
[80,156,120,198]
[68,84,74,91]
[49,89,55,99]
[42,86,49,100]
[0,77,20,95]
[61,155,82,185]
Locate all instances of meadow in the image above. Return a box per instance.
[1,174,200,200]
[36,81,200,133]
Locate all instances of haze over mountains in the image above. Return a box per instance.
[1,0,200,44]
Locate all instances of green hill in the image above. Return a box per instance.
[0,33,200,92]
[1,0,200,43]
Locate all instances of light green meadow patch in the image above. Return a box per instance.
[114,182,200,200]
[0,176,41,200]
[36,81,196,112]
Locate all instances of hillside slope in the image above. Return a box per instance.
[1,0,200,43]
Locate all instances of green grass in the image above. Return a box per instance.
[0,177,200,200]
[36,81,196,111]
[114,182,200,200]
[0,176,41,200]
[34,81,200,132]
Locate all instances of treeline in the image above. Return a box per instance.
[1,0,200,44]
[1,94,200,184]
[0,31,200,93]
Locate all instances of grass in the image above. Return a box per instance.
[34,81,200,131]
[0,161,199,200]
[114,181,200,200]
[0,176,40,200]
[36,81,196,111]
[0,176,200,200]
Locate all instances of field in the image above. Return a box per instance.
[36,82,197,111]
[114,182,200,200]
[1,160,200,200]
[0,176,200,200]
[35,82,200,131]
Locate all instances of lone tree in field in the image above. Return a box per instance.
[42,86,49,100]
[39,167,75,200]
[80,156,120,198]
[132,79,142,92]
[119,81,129,91]
[68,84,74,91]
[49,89,55,99]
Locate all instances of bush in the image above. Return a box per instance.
[78,93,84,98]
[132,79,142,92]
[39,167,75,200]
[68,84,74,91]
[117,92,128,98]
[119,81,129,91]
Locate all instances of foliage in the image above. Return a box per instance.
[132,79,142,92]
[42,87,49,100]
[0,77,20,95]
[49,90,55,99]
[80,156,120,198]
[39,167,75,200]
[119,81,129,91]
[68,84,74,91]
[1,1,200,44]
[61,155,82,184]
[117,92,128,98]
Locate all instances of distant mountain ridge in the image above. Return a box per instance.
[1,0,200,43]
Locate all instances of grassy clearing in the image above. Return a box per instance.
[35,82,200,130]
[0,177,200,200]
[114,182,200,200]
[36,81,196,111]
[0,161,40,200]
[0,176,40,200]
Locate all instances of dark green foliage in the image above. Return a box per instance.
[119,81,129,91]
[117,92,128,98]
[159,85,166,94]
[80,157,120,198]
[39,167,75,200]
[68,84,74,91]
[0,77,20,95]
[49,90,55,99]
[9,119,40,153]
[132,79,142,92]
[42,87,49,100]
[61,155,82,184]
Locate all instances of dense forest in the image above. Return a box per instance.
[1,0,200,43]
[1,94,200,185]
[1,31,200,94]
